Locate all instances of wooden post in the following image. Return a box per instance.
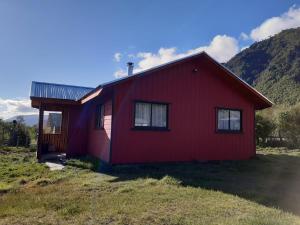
[37,106,44,160]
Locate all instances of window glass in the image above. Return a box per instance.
[217,109,229,130]
[134,102,168,128]
[230,110,241,131]
[217,108,241,132]
[95,105,104,129]
[152,104,167,127]
[43,111,62,134]
[135,103,151,126]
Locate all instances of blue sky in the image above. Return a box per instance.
[0,0,300,119]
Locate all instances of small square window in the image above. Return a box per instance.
[217,108,242,133]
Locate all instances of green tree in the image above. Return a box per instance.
[278,105,300,148]
[28,125,38,144]
[0,119,4,145]
[255,114,276,145]
[8,119,31,147]
[0,119,11,146]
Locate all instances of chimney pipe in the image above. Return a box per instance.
[127,62,134,76]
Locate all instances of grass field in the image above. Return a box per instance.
[1,146,300,225]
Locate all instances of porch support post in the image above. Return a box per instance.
[37,106,44,160]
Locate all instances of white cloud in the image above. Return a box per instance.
[250,5,300,41]
[114,52,122,62]
[240,32,249,40]
[112,6,300,78]
[133,35,239,73]
[114,69,127,78]
[0,98,37,120]
[128,54,135,58]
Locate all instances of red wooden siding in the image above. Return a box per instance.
[87,99,112,162]
[66,105,90,156]
[111,57,255,164]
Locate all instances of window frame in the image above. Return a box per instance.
[133,100,169,131]
[216,107,242,133]
[95,104,105,129]
[43,110,63,135]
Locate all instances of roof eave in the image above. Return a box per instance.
[79,88,103,104]
[30,96,80,108]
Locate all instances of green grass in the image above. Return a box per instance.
[1,146,300,224]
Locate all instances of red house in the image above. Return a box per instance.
[30,52,272,165]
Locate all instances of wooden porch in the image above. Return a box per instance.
[36,104,70,160]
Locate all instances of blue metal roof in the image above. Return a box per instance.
[30,81,94,101]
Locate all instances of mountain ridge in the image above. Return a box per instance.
[226,27,300,105]
[5,114,39,126]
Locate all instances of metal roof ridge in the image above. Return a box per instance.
[32,81,94,90]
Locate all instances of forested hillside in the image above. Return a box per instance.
[226,28,300,105]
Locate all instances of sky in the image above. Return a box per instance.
[0,0,300,119]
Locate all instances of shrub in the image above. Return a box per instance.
[159,176,182,186]
[278,104,300,148]
[256,114,276,146]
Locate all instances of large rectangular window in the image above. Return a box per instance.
[95,105,104,129]
[43,111,62,134]
[217,108,241,132]
[134,101,168,130]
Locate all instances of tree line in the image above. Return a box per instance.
[0,116,37,147]
[256,103,300,148]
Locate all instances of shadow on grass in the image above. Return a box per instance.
[106,153,300,216]
[66,156,100,171]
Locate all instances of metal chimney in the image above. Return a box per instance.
[127,62,134,76]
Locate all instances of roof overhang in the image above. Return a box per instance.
[31,97,80,109]
[80,88,102,104]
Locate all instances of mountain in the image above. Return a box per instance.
[226,27,300,105]
[5,114,39,126]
